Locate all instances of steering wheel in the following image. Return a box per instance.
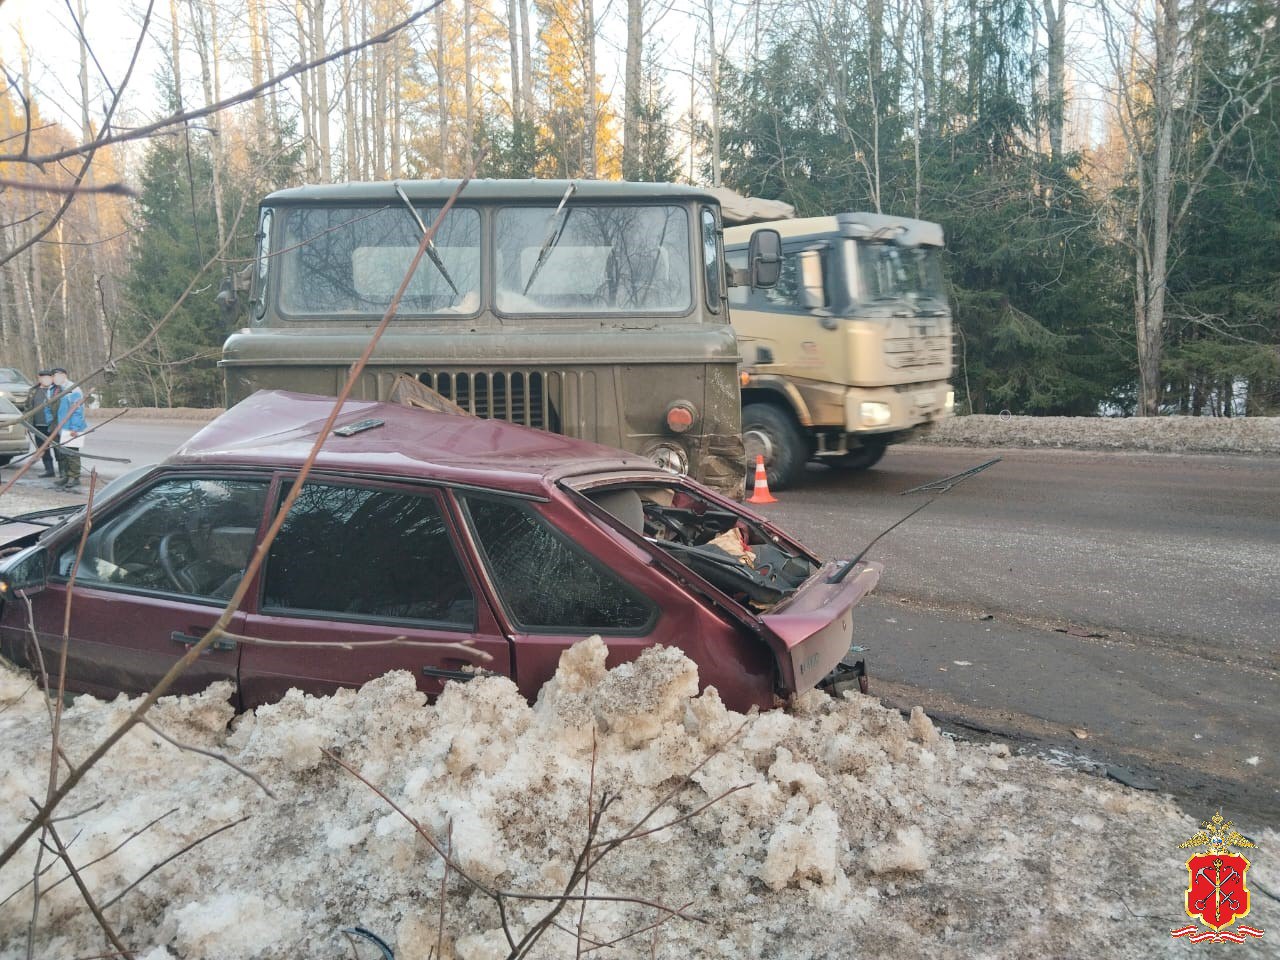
[158,532,196,593]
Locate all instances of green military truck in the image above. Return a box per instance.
[725,212,955,489]
[221,180,782,498]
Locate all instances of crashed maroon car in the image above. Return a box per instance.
[0,392,879,712]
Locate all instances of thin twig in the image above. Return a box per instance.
[322,748,495,896]
[0,1,155,270]
[0,177,136,197]
[596,784,751,846]
[100,816,250,911]
[141,720,276,799]
[580,901,694,954]
[47,800,106,823]
[0,1,445,168]
[0,682,34,716]
[575,732,598,959]
[11,809,179,906]
[436,819,452,960]
[43,818,133,960]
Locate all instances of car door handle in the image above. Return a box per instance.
[421,665,498,682]
[171,630,236,652]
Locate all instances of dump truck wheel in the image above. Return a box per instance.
[831,439,887,472]
[743,403,806,490]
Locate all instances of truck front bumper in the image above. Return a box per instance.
[843,381,952,434]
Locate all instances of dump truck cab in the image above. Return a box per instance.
[725,212,955,489]
[222,180,781,499]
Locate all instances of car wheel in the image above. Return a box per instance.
[743,403,807,490]
[830,439,887,472]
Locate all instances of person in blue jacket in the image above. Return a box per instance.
[51,367,88,491]
[30,370,59,477]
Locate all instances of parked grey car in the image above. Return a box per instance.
[0,367,33,410]
[0,396,30,466]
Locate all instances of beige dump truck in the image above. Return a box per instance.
[724,211,955,489]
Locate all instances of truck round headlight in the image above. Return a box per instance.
[646,442,689,474]
[859,401,892,427]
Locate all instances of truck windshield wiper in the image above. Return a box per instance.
[523,181,576,295]
[828,457,1001,583]
[393,182,459,297]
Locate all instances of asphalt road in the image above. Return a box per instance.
[11,422,1280,824]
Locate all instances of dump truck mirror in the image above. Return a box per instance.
[215,275,239,320]
[797,249,826,309]
[748,229,782,289]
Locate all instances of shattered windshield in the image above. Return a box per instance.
[581,483,817,611]
[277,205,481,317]
[494,205,693,315]
[855,242,946,302]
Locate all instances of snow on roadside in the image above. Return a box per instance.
[919,414,1280,455]
[0,640,1275,960]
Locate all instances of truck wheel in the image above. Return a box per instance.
[743,403,807,490]
[831,439,887,472]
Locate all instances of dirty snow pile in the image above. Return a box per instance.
[920,413,1280,455]
[1,641,1275,960]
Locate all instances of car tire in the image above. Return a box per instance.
[743,403,807,490]
[830,439,887,472]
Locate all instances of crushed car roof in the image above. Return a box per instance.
[171,391,654,495]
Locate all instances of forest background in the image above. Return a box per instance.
[0,0,1276,416]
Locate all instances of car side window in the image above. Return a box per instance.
[463,496,655,633]
[263,483,475,628]
[60,478,268,601]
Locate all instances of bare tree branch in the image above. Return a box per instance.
[0,1,156,270]
[0,1,446,168]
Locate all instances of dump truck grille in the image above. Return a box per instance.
[418,370,562,433]
[883,334,951,369]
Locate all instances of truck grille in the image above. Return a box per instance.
[418,370,563,433]
[884,334,951,369]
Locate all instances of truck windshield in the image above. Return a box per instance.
[277,206,481,317]
[855,242,946,302]
[495,205,692,315]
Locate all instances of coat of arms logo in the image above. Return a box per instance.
[1170,812,1266,944]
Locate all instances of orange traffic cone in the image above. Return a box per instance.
[747,454,778,504]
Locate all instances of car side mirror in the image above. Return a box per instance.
[797,249,826,309]
[748,228,782,289]
[0,546,48,599]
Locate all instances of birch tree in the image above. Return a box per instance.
[1099,0,1279,415]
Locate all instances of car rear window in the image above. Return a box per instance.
[463,496,654,633]
[263,483,475,628]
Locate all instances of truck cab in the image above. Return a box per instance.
[221,180,780,499]
[725,212,955,489]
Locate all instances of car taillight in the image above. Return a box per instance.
[666,402,696,433]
